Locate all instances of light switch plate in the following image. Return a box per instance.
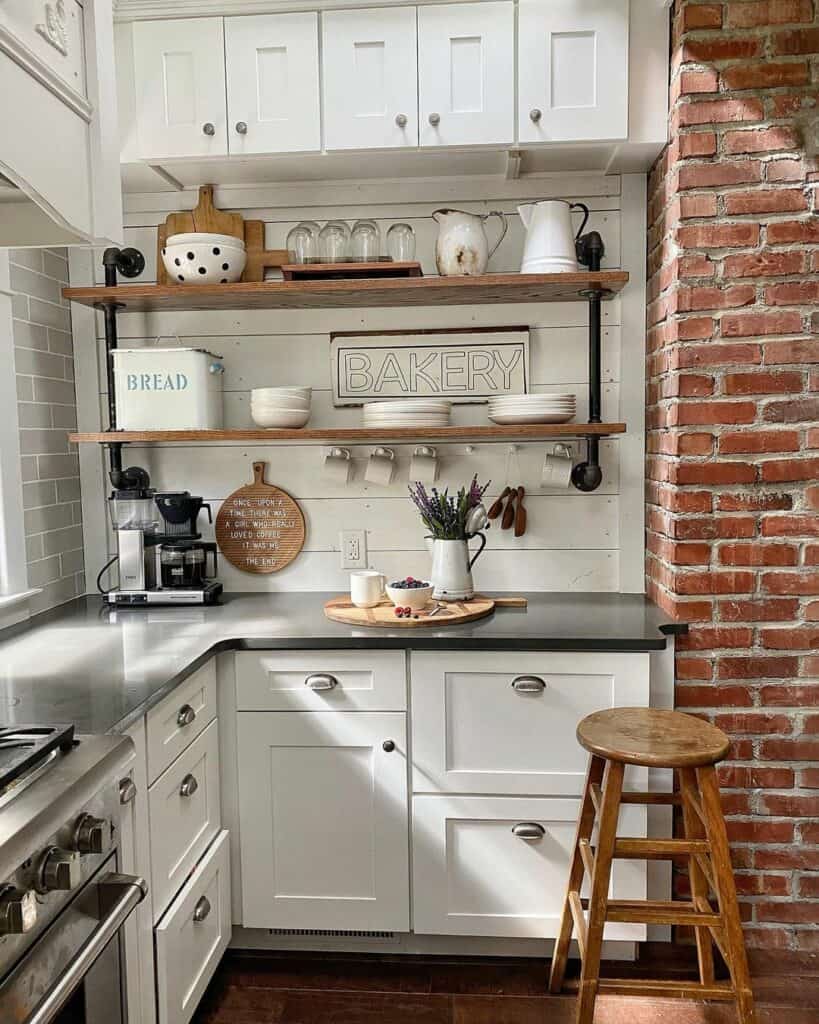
[340,530,367,569]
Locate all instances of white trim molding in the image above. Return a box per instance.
[115,0,497,20]
[0,24,92,121]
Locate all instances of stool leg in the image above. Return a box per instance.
[549,754,605,995]
[697,766,756,1024]
[576,758,624,1024]
[679,767,715,987]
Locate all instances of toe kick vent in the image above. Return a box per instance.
[268,928,396,939]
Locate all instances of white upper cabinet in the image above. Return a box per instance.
[518,0,629,143]
[418,2,514,148]
[322,7,418,151]
[225,13,321,155]
[133,17,227,161]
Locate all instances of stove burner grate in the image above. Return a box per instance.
[0,724,75,790]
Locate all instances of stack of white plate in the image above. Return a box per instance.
[488,393,576,425]
[251,387,312,428]
[363,400,451,429]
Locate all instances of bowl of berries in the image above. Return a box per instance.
[386,577,434,616]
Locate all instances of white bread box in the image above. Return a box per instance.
[113,348,224,429]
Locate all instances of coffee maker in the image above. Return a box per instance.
[105,467,223,606]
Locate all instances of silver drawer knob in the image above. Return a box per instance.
[428,112,441,127]
[202,122,216,136]
[179,774,198,798]
[177,704,196,728]
[119,778,137,805]
[235,121,248,135]
[193,895,211,923]
[511,675,546,693]
[305,673,338,691]
[512,822,546,840]
[395,113,408,128]
[529,108,542,123]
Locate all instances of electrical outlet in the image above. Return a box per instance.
[340,530,367,569]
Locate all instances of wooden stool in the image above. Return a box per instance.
[549,707,755,1024]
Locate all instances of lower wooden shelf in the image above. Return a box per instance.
[69,423,625,445]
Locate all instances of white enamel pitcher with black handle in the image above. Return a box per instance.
[518,200,590,274]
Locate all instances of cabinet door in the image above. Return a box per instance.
[133,18,227,160]
[225,13,320,155]
[518,0,629,143]
[322,7,418,151]
[237,712,409,931]
[418,2,513,147]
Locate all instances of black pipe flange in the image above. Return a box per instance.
[103,247,145,283]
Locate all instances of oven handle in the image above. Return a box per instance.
[25,873,148,1024]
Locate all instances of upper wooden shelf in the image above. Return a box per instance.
[62,271,628,312]
[69,423,625,445]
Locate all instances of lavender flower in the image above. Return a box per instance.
[408,475,490,539]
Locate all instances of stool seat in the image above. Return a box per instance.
[577,707,731,768]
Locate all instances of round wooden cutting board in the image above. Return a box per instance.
[215,461,305,574]
[324,595,495,628]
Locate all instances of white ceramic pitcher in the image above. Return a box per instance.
[518,200,590,274]
[432,209,508,276]
[426,535,487,601]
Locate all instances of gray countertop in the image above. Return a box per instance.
[0,592,683,735]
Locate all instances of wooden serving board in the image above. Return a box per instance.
[282,261,423,281]
[215,462,305,574]
[324,595,494,628]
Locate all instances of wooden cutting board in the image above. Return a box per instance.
[324,595,495,628]
[165,185,244,239]
[215,462,305,574]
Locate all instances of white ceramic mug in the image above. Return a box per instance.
[409,445,438,483]
[324,447,352,484]
[542,443,574,488]
[364,447,395,486]
[350,570,386,608]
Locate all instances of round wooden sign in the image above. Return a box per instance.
[215,461,305,574]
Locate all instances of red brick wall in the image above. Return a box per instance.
[646,1,819,949]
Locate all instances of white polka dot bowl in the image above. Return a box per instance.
[162,232,246,284]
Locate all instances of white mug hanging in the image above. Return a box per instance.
[409,445,438,483]
[324,447,352,484]
[365,447,396,486]
[542,443,574,488]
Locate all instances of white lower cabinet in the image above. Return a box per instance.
[156,830,231,1024]
[412,796,646,940]
[237,711,410,931]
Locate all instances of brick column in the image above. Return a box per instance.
[647,1,819,949]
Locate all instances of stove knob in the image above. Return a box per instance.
[73,814,112,855]
[38,847,82,893]
[0,886,37,934]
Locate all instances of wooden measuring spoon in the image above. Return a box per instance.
[501,489,516,530]
[514,486,527,537]
[488,487,511,520]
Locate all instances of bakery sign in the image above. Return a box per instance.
[330,328,529,406]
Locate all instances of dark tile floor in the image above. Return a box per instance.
[193,945,819,1023]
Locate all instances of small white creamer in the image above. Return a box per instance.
[113,348,224,429]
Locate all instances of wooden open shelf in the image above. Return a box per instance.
[69,423,625,445]
[62,270,628,312]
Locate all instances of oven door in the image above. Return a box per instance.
[0,852,146,1024]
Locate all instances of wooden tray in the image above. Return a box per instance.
[324,595,494,628]
[282,261,423,281]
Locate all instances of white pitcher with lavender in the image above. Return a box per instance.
[409,476,490,601]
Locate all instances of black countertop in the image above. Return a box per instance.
[0,592,684,735]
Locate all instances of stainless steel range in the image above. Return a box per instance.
[0,725,146,1024]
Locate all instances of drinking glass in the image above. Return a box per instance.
[350,219,381,262]
[286,224,316,264]
[386,223,416,262]
[319,220,350,262]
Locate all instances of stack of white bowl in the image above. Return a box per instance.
[488,393,576,425]
[363,400,451,429]
[250,387,312,428]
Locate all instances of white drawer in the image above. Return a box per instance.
[156,830,231,1024]
[235,650,406,711]
[149,719,221,919]
[412,795,646,940]
[410,651,650,796]
[147,661,217,784]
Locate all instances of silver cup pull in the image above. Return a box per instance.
[529,108,542,123]
[428,112,441,127]
[193,895,211,923]
[179,774,198,798]
[177,704,196,728]
[235,121,248,134]
[119,778,137,805]
[512,822,546,840]
[305,673,338,691]
[395,113,408,128]
[511,675,546,693]
[202,122,216,136]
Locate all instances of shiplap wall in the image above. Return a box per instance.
[71,172,647,594]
